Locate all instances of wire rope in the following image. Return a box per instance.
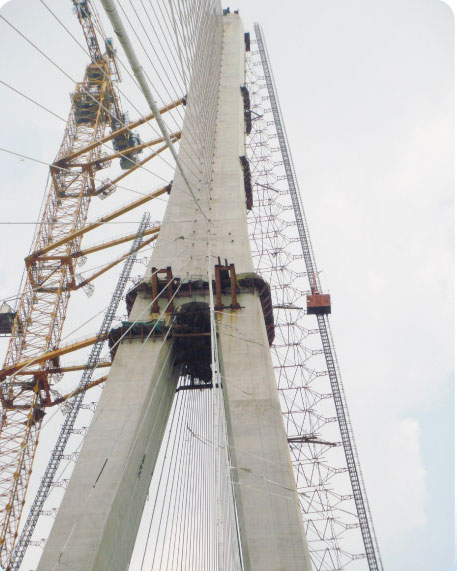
[121,0,204,168]
[0,11,178,181]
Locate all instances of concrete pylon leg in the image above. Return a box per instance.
[37,10,312,571]
[218,292,312,571]
[37,336,179,571]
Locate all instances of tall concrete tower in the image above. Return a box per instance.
[37,13,312,571]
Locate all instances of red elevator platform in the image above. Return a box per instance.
[306,277,331,315]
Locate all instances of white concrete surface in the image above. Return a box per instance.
[218,292,312,571]
[37,338,179,571]
[37,13,311,571]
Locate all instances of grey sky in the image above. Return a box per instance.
[0,1,454,570]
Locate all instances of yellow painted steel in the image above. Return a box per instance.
[0,335,108,379]
[46,375,108,408]
[94,135,181,196]
[56,98,183,166]
[15,362,111,376]
[73,225,160,257]
[69,131,181,168]
[0,14,179,563]
[74,234,158,289]
[25,187,167,262]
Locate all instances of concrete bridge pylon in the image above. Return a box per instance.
[37,13,312,571]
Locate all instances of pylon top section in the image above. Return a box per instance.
[146,14,254,281]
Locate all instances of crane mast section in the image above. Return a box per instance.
[0,51,121,568]
[8,214,151,571]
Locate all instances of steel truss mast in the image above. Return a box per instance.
[251,23,383,571]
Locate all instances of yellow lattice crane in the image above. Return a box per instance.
[0,1,182,565]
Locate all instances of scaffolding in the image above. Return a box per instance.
[246,24,383,571]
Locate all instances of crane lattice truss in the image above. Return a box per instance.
[8,213,151,571]
[246,30,383,571]
[0,2,182,566]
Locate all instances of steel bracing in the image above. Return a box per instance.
[0,1,181,566]
[0,54,116,567]
[9,213,150,570]
[246,23,383,571]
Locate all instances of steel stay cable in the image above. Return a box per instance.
[139,0,186,92]
[183,426,303,506]
[158,385,198,570]
[191,391,206,571]
[146,0,187,87]
[191,390,203,570]
[163,385,189,570]
[122,0,208,170]
[183,388,206,570]
[175,381,200,569]
[8,213,151,569]
[154,383,186,569]
[167,0,219,197]
[202,389,213,568]
[119,1,186,128]
[145,0,218,188]
[0,11,179,181]
[146,369,190,571]
[155,2,212,147]
[100,0,211,224]
[159,382,192,570]
[184,417,326,496]
[0,145,173,196]
[191,391,204,569]
[159,0,190,89]
[31,289,181,569]
[137,380,188,571]
[159,387,193,571]
[116,2,205,182]
[137,377,185,571]
[2,267,172,400]
[170,383,190,570]
[0,79,66,122]
[204,388,212,568]
[192,391,208,569]
[183,391,204,571]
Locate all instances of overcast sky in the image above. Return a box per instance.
[0,1,454,570]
